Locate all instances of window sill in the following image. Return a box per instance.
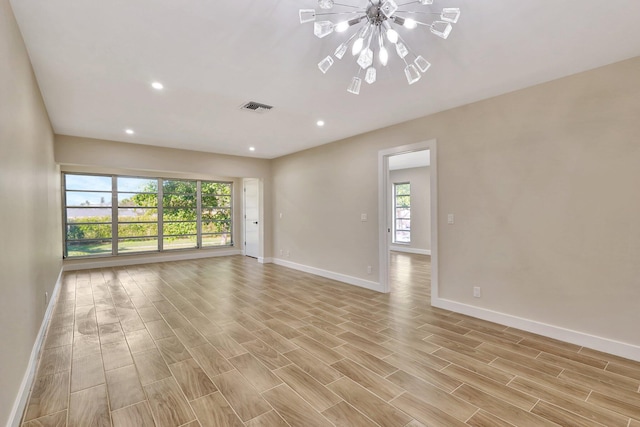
[63,246,241,271]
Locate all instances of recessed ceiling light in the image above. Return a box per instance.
[249,147,256,152]
[125,129,134,135]
[151,81,164,90]
[317,120,325,127]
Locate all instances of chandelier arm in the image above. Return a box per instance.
[375,25,389,66]
[396,32,410,48]
[395,32,420,59]
[344,31,360,45]
[365,28,374,49]
[397,1,422,6]
[316,11,367,16]
[337,29,361,51]
[393,13,431,26]
[396,11,443,15]
[333,2,368,8]
[376,24,382,44]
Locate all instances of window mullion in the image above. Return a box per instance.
[196,181,202,248]
[229,182,234,245]
[158,178,164,251]
[62,174,68,258]
[112,175,118,255]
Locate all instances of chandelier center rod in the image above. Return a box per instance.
[366,2,387,26]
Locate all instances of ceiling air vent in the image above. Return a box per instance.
[240,101,273,113]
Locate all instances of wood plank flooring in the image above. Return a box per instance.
[22,253,640,426]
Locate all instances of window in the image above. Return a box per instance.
[162,179,197,250]
[63,173,233,258]
[65,174,113,257]
[118,176,158,253]
[393,182,411,244]
[201,181,232,247]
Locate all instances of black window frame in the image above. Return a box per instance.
[393,182,411,244]
[62,173,234,258]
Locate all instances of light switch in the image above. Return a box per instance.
[448,214,454,224]
[361,213,367,222]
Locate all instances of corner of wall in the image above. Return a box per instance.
[7,268,64,427]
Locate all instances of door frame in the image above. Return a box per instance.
[242,178,263,260]
[378,140,438,297]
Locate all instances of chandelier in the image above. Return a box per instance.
[299,0,461,95]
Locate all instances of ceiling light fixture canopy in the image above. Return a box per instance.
[300,0,460,95]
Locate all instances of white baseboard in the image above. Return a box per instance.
[7,268,63,427]
[432,297,640,362]
[272,258,383,292]
[63,249,242,271]
[258,257,273,264]
[390,246,431,255]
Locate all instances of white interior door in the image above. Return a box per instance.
[243,178,260,258]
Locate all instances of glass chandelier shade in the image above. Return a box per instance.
[299,0,460,94]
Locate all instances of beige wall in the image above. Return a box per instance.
[55,135,273,259]
[273,56,640,348]
[390,166,431,252]
[0,0,62,424]
[272,136,381,279]
[55,135,272,180]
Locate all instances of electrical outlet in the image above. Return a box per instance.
[285,250,290,258]
[367,265,372,274]
[473,287,481,298]
[448,214,455,224]
[279,249,283,256]
[361,213,367,222]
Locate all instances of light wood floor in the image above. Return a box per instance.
[22,252,640,426]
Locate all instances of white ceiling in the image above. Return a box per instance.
[10,0,640,159]
[389,150,430,170]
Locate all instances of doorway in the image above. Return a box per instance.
[378,140,438,299]
[243,178,260,258]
